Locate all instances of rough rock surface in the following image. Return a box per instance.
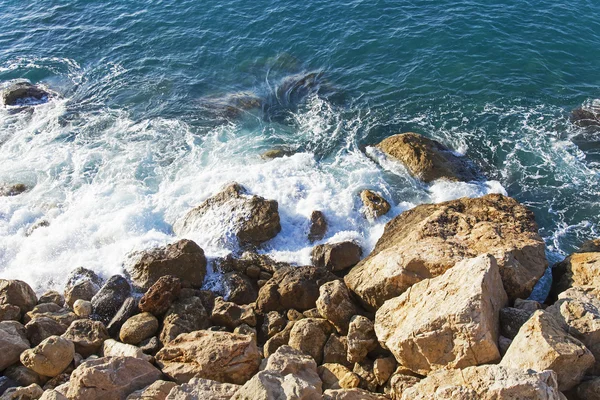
[120,312,159,345]
[375,255,507,375]
[0,280,37,316]
[288,318,333,364]
[63,267,103,308]
[126,239,207,290]
[91,275,131,323]
[316,281,359,335]
[20,336,74,377]
[2,81,50,106]
[0,383,44,400]
[346,193,546,309]
[24,317,66,347]
[210,297,257,329]
[66,356,162,400]
[173,183,281,246]
[155,330,261,384]
[139,275,181,316]
[61,319,109,358]
[165,378,239,400]
[126,380,177,400]
[256,266,338,313]
[323,334,351,368]
[0,321,31,371]
[576,377,600,400]
[501,310,595,391]
[222,272,257,305]
[160,296,210,344]
[500,307,533,339]
[312,242,362,272]
[347,316,377,364]
[323,388,389,400]
[360,190,391,220]
[318,363,360,390]
[263,321,295,358]
[400,365,564,400]
[37,291,64,307]
[309,211,328,242]
[102,339,152,362]
[551,251,600,300]
[375,132,477,182]
[24,304,76,328]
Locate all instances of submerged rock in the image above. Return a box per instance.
[0,183,28,196]
[2,81,50,106]
[261,147,296,160]
[359,190,390,220]
[571,104,600,131]
[308,210,328,243]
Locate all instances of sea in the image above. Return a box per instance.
[1,0,599,300]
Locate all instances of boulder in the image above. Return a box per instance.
[155,330,261,384]
[323,388,389,400]
[139,275,181,316]
[164,378,239,400]
[375,255,507,375]
[256,266,338,313]
[90,275,131,323]
[66,356,162,400]
[501,310,594,391]
[160,296,210,345]
[63,267,103,308]
[23,304,76,328]
[120,313,159,345]
[72,300,92,318]
[318,364,360,390]
[347,316,377,364]
[352,360,377,392]
[513,298,542,313]
[288,318,333,364]
[0,280,37,317]
[316,281,359,335]
[173,183,281,246]
[323,334,351,368]
[360,190,391,220]
[551,251,600,300]
[373,356,397,386]
[312,242,362,272]
[2,81,50,106]
[576,377,600,400]
[384,369,420,399]
[102,339,152,362]
[232,345,322,400]
[259,311,287,342]
[210,297,256,329]
[0,383,44,400]
[126,240,207,290]
[222,272,257,305]
[0,305,21,322]
[139,336,160,355]
[3,365,47,387]
[37,292,64,307]
[346,194,545,309]
[375,132,476,182]
[571,105,600,130]
[106,296,139,337]
[400,365,564,400]
[126,380,177,400]
[20,336,74,377]
[0,321,30,371]
[263,321,294,358]
[25,317,67,347]
[308,211,328,242]
[61,319,109,357]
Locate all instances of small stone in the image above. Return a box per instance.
[513,298,542,313]
[125,380,176,400]
[63,267,103,308]
[309,211,328,242]
[222,272,258,305]
[139,336,160,355]
[323,333,351,368]
[3,364,47,387]
[263,321,294,358]
[360,190,391,219]
[259,311,286,342]
[353,360,378,392]
[72,300,92,318]
[120,312,159,345]
[373,356,396,386]
[167,377,240,400]
[245,265,261,279]
[0,183,29,196]
[287,309,304,321]
[234,324,258,343]
[318,363,360,390]
[20,336,74,377]
[102,339,152,362]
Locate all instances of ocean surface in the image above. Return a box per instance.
[1,0,599,299]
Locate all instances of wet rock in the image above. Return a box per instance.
[165,378,239,400]
[72,300,92,318]
[312,242,362,272]
[500,307,533,339]
[2,81,50,106]
[106,296,139,337]
[288,318,333,364]
[323,333,351,368]
[375,132,477,182]
[0,183,28,197]
[20,336,74,377]
[347,316,377,364]
[222,272,257,305]
[24,317,66,347]
[318,363,360,390]
[0,383,44,400]
[375,255,507,375]
[126,239,207,290]
[360,190,390,219]
[346,193,546,309]
[571,104,600,131]
[0,305,21,322]
[102,339,152,362]
[126,380,176,400]
[37,292,64,308]
[120,312,159,345]
[316,280,359,335]
[210,297,256,329]
[139,275,181,316]
[160,296,210,345]
[173,183,281,247]
[67,356,162,400]
[256,266,338,313]
[91,275,131,323]
[308,210,328,242]
[263,321,294,358]
[25,220,50,237]
[0,321,30,371]
[63,267,103,308]
[156,330,261,384]
[62,319,109,358]
[0,280,37,317]
[217,252,287,276]
[323,388,389,400]
[261,148,296,160]
[400,365,563,400]
[501,309,595,391]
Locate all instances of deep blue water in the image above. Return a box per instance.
[1,0,600,293]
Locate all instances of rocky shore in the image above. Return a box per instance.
[2,86,600,399]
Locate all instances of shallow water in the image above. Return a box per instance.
[1,1,600,298]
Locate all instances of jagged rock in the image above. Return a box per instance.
[165,378,239,400]
[232,345,322,400]
[0,305,21,322]
[127,240,207,290]
[500,307,533,339]
[211,297,256,329]
[217,252,287,276]
[263,321,294,358]
[288,318,333,364]
[360,190,391,220]
[126,380,177,400]
[173,183,281,246]
[155,330,261,384]
[24,317,66,347]
[309,211,328,242]
[0,321,30,371]
[312,242,362,272]
[261,148,295,159]
[323,388,389,399]
[400,365,564,400]
[384,369,420,399]
[256,266,338,313]
[20,336,74,377]
[62,319,109,358]
[63,267,103,308]
[259,311,286,342]
[120,313,159,345]
[3,365,47,387]
[160,296,210,345]
[106,296,139,337]
[375,132,477,182]
[91,275,131,323]
[287,309,304,321]
[346,194,546,309]
[222,272,257,305]
[353,360,377,392]
[0,383,44,400]
[139,275,181,316]
[501,310,595,391]
[2,81,50,106]
[316,281,359,335]
[37,292,64,307]
[234,324,257,342]
[347,316,377,364]
[571,105,600,130]
[551,251,600,300]
[318,363,360,390]
[72,300,92,318]
[373,356,396,386]
[67,356,162,400]
[323,333,351,368]
[102,339,152,362]
[0,280,37,317]
[375,255,507,375]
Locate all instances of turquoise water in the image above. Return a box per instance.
[1,0,600,294]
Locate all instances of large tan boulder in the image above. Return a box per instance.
[0,383,44,400]
[155,330,261,384]
[551,251,600,300]
[0,321,30,371]
[20,336,74,377]
[66,356,162,400]
[316,281,359,335]
[318,363,360,390]
[160,296,210,345]
[173,183,281,246]
[501,310,594,391]
[0,280,37,318]
[375,132,477,182]
[288,318,333,364]
[400,365,563,400]
[346,193,546,309]
[126,380,177,400]
[165,378,239,400]
[375,254,507,375]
